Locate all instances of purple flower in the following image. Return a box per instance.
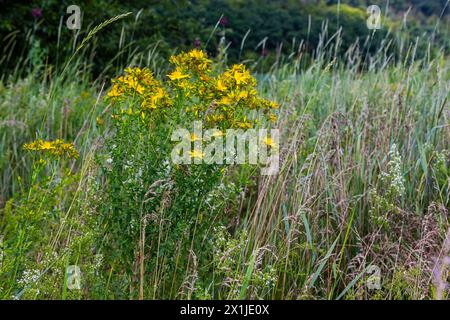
[32,7,42,19]
[219,16,228,27]
[261,48,268,57]
[193,38,201,48]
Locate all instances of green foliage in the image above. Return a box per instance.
[1,0,449,78]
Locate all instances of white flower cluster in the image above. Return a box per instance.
[382,143,405,197]
[94,254,104,271]
[17,269,40,287]
[255,266,278,288]
[205,181,239,210]
[434,149,448,167]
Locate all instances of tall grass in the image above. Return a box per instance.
[0,13,448,300]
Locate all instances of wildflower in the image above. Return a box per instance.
[211,130,223,137]
[168,68,190,81]
[238,91,249,99]
[94,254,104,271]
[32,7,42,18]
[381,143,405,198]
[190,133,202,142]
[190,149,205,159]
[207,114,225,124]
[217,79,228,92]
[193,38,201,48]
[107,67,172,115]
[169,49,212,76]
[261,48,269,57]
[269,101,279,109]
[218,96,232,106]
[268,113,277,123]
[122,75,138,89]
[40,141,54,150]
[233,71,247,85]
[227,64,252,86]
[188,49,207,60]
[142,87,168,110]
[23,139,79,159]
[110,67,159,98]
[107,50,279,130]
[264,137,278,149]
[107,85,124,99]
[236,121,253,129]
[135,84,145,95]
[17,269,40,287]
[176,80,193,92]
[219,16,229,27]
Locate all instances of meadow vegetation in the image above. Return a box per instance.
[0,3,449,300]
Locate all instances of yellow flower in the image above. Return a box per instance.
[217,79,227,92]
[233,71,247,85]
[199,74,210,82]
[107,85,123,99]
[141,99,156,110]
[270,101,279,109]
[211,130,223,137]
[155,87,165,99]
[268,113,277,123]
[106,51,278,128]
[238,91,249,99]
[236,121,253,129]
[207,114,225,123]
[124,67,137,75]
[190,149,205,159]
[23,139,79,159]
[123,76,138,89]
[177,80,193,91]
[150,87,165,104]
[218,96,232,105]
[188,49,206,60]
[264,137,278,149]
[191,133,202,142]
[168,68,190,81]
[40,141,55,150]
[136,84,145,95]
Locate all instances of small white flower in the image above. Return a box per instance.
[17,269,40,287]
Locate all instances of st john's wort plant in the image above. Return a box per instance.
[98,49,279,297]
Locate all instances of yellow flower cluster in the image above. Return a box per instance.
[167,49,212,98]
[167,50,279,129]
[106,49,279,129]
[107,67,172,114]
[169,49,211,78]
[23,139,79,159]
